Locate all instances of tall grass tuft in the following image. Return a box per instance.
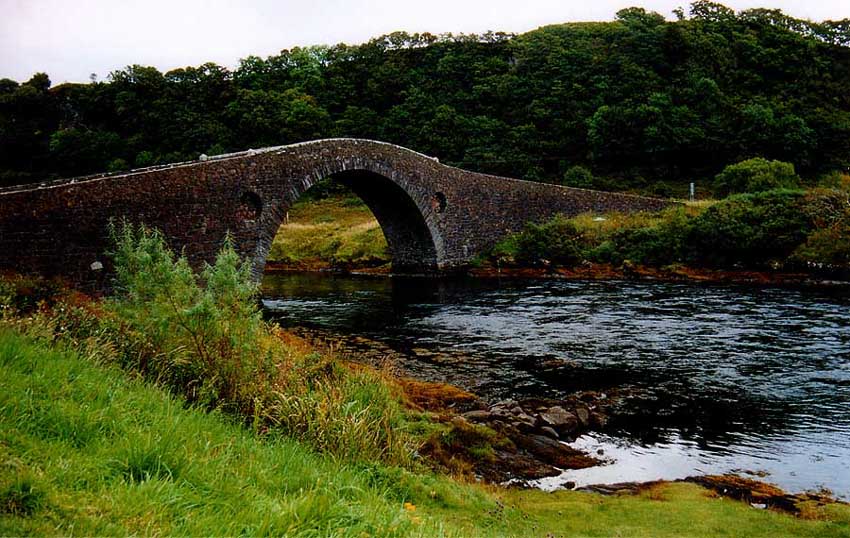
[0,474,45,516]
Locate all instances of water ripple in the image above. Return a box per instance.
[262,274,850,498]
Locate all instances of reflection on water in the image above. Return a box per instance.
[262,272,850,498]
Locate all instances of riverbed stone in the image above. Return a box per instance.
[540,406,578,431]
[463,410,493,422]
[575,406,590,426]
[515,435,599,469]
[590,411,607,428]
[540,426,560,439]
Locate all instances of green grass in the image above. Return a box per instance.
[268,194,389,266]
[0,327,484,536]
[2,327,849,537]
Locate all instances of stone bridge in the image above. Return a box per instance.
[0,139,671,290]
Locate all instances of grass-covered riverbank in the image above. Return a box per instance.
[3,226,850,536]
[4,313,850,536]
[487,187,850,278]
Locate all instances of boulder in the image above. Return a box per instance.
[540,406,578,432]
[589,411,607,428]
[462,410,493,422]
[540,426,560,440]
[515,435,599,469]
[575,406,590,426]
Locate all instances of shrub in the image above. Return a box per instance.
[561,165,594,188]
[101,223,411,464]
[515,216,585,267]
[685,190,811,268]
[816,170,850,191]
[792,222,850,268]
[713,158,800,197]
[585,207,691,266]
[792,189,850,268]
[609,223,686,267]
[106,158,128,172]
[649,181,674,198]
[108,222,272,412]
[134,150,157,168]
[0,274,64,317]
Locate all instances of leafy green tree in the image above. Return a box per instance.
[687,190,811,266]
[515,216,585,267]
[0,73,59,186]
[713,158,800,196]
[225,88,330,147]
[48,128,124,176]
[1,2,850,191]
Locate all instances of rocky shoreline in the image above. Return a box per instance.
[448,393,615,482]
[579,475,848,517]
[264,260,850,288]
[288,326,626,482]
[282,325,850,516]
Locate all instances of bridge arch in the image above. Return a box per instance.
[248,165,445,277]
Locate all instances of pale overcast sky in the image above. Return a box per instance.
[1,0,848,84]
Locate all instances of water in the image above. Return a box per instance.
[262,272,850,498]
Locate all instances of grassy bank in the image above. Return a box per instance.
[3,328,850,536]
[2,226,850,536]
[487,187,850,279]
[268,192,390,269]
[0,328,463,536]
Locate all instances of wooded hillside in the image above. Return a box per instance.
[2,1,848,195]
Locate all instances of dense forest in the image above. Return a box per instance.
[1,1,849,196]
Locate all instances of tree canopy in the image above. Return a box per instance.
[1,2,849,195]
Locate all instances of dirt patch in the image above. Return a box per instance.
[577,474,849,518]
[398,378,480,413]
[685,474,846,517]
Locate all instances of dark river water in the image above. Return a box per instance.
[261,272,850,498]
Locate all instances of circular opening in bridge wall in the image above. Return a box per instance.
[432,192,447,214]
[238,191,263,221]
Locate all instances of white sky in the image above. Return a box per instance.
[1,0,848,84]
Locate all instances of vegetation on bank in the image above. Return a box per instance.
[488,185,850,277]
[9,224,410,465]
[2,226,849,535]
[264,171,850,279]
[6,329,850,536]
[2,2,850,194]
